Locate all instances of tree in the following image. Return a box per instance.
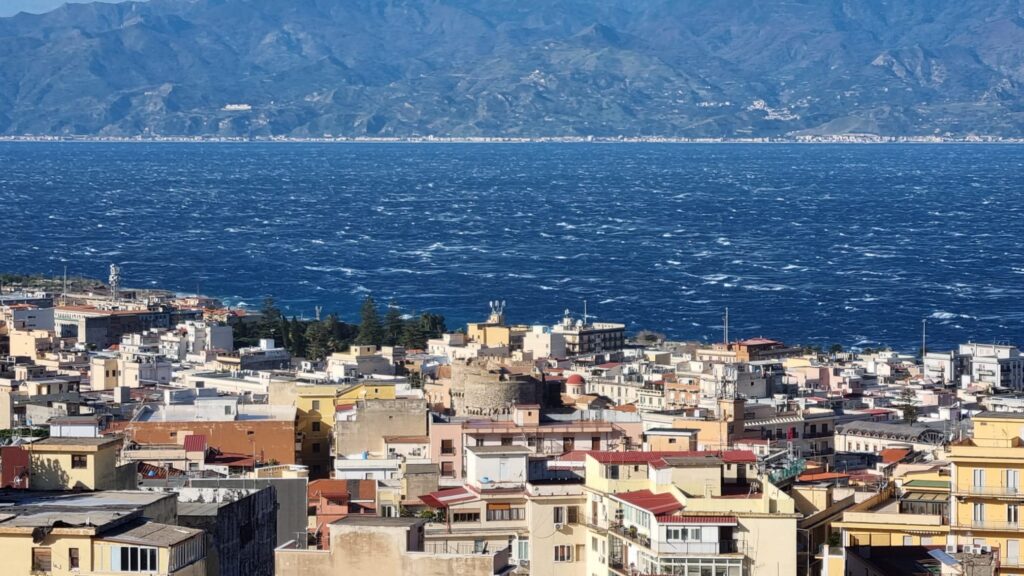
[384,302,404,347]
[400,317,429,350]
[893,386,919,424]
[288,317,307,358]
[355,296,384,346]
[305,321,331,361]
[278,316,291,351]
[257,297,284,343]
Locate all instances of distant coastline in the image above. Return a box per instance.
[1,135,1023,144]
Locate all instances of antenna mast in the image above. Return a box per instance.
[723,307,729,345]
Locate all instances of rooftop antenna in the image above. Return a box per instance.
[62,265,68,306]
[921,318,927,363]
[723,307,729,346]
[583,299,588,326]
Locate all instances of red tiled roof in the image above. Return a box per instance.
[656,515,737,525]
[880,448,911,464]
[596,362,621,370]
[138,462,186,479]
[566,374,586,385]
[308,479,352,502]
[614,490,683,516]
[183,435,206,452]
[336,404,357,412]
[589,451,687,464]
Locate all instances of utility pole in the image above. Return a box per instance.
[723,307,729,345]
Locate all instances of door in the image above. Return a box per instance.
[1008,540,1020,565]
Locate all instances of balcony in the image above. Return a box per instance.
[954,520,1021,532]
[956,485,1023,499]
[609,523,652,549]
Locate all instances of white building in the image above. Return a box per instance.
[522,325,567,359]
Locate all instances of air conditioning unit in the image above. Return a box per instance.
[554,523,565,531]
[945,544,958,554]
[980,545,992,554]
[963,545,977,555]
[509,558,519,566]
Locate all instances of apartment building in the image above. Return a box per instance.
[950,412,1024,574]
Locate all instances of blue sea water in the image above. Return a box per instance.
[0,142,1022,351]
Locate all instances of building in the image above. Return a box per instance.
[949,412,1024,574]
[580,449,799,576]
[27,436,137,491]
[523,325,567,359]
[834,420,948,456]
[552,311,625,356]
[275,516,507,576]
[0,490,206,576]
[175,486,278,576]
[214,339,291,371]
[54,305,201,348]
[333,397,429,480]
[118,396,298,465]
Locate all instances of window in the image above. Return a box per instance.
[32,548,52,573]
[487,504,525,521]
[224,405,232,415]
[473,540,485,554]
[69,547,79,570]
[441,462,455,478]
[974,503,985,523]
[554,545,572,562]
[592,436,601,450]
[903,536,913,546]
[563,437,575,452]
[607,465,619,479]
[666,527,700,541]
[312,421,321,432]
[1007,469,1020,491]
[592,537,599,552]
[441,439,455,455]
[501,437,513,446]
[452,512,480,523]
[517,540,529,562]
[71,454,87,469]
[112,546,158,572]
[1009,504,1020,525]
[669,438,677,444]
[974,468,986,488]
[311,400,321,411]
[567,505,579,524]
[475,438,485,447]
[553,506,565,524]
[312,443,321,453]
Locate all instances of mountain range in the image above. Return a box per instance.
[1,0,1023,138]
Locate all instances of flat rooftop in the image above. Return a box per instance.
[0,490,173,530]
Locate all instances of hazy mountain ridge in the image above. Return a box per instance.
[1,0,1023,138]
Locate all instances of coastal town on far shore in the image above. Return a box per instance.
[1,266,1023,576]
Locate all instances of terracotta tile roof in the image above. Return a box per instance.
[596,362,622,369]
[589,451,686,464]
[183,435,206,452]
[347,479,377,501]
[614,490,683,515]
[138,462,186,479]
[308,479,352,502]
[612,403,638,413]
[656,515,738,525]
[383,435,429,444]
[880,448,911,464]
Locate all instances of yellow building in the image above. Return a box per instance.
[270,380,399,477]
[0,491,206,576]
[581,450,798,576]
[950,411,1024,573]
[28,436,134,491]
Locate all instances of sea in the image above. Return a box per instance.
[1,142,1022,352]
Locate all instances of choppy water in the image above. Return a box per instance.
[1,142,1022,351]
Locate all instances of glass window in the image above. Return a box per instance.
[441,439,455,455]
[311,421,321,432]
[71,454,87,469]
[69,548,79,570]
[553,506,565,524]
[554,545,572,562]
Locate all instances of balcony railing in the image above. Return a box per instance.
[955,520,1021,532]
[609,523,652,549]
[956,486,1023,498]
